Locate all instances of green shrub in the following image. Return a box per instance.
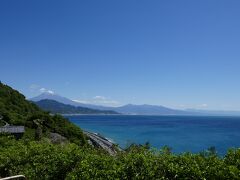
[1,137,240,180]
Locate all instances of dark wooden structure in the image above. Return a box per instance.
[0,126,25,139]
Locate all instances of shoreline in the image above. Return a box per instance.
[83,130,123,155]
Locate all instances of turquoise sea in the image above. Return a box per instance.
[66,115,240,155]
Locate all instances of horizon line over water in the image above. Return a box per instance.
[66,115,240,156]
[63,113,240,117]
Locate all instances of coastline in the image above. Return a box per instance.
[83,130,123,155]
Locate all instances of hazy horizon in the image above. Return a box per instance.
[27,91,240,113]
[1,1,240,111]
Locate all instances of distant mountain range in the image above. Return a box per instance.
[112,104,193,115]
[30,92,240,116]
[31,92,108,110]
[35,99,119,115]
[31,92,82,106]
[30,92,192,115]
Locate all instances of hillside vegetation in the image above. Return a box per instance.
[1,82,240,179]
[0,82,86,145]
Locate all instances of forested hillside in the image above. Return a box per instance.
[0,82,86,145]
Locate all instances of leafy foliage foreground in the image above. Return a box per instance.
[0,136,240,180]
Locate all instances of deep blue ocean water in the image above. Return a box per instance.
[66,115,240,155]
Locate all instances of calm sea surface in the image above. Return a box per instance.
[66,115,240,155]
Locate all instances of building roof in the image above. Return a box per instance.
[0,126,25,133]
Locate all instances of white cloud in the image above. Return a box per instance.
[47,90,54,94]
[40,88,54,94]
[72,96,120,107]
[72,100,91,104]
[29,84,54,94]
[93,96,106,100]
[199,104,208,108]
[39,88,47,93]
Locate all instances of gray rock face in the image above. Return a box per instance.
[49,133,68,144]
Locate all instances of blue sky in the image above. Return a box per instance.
[0,0,240,110]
